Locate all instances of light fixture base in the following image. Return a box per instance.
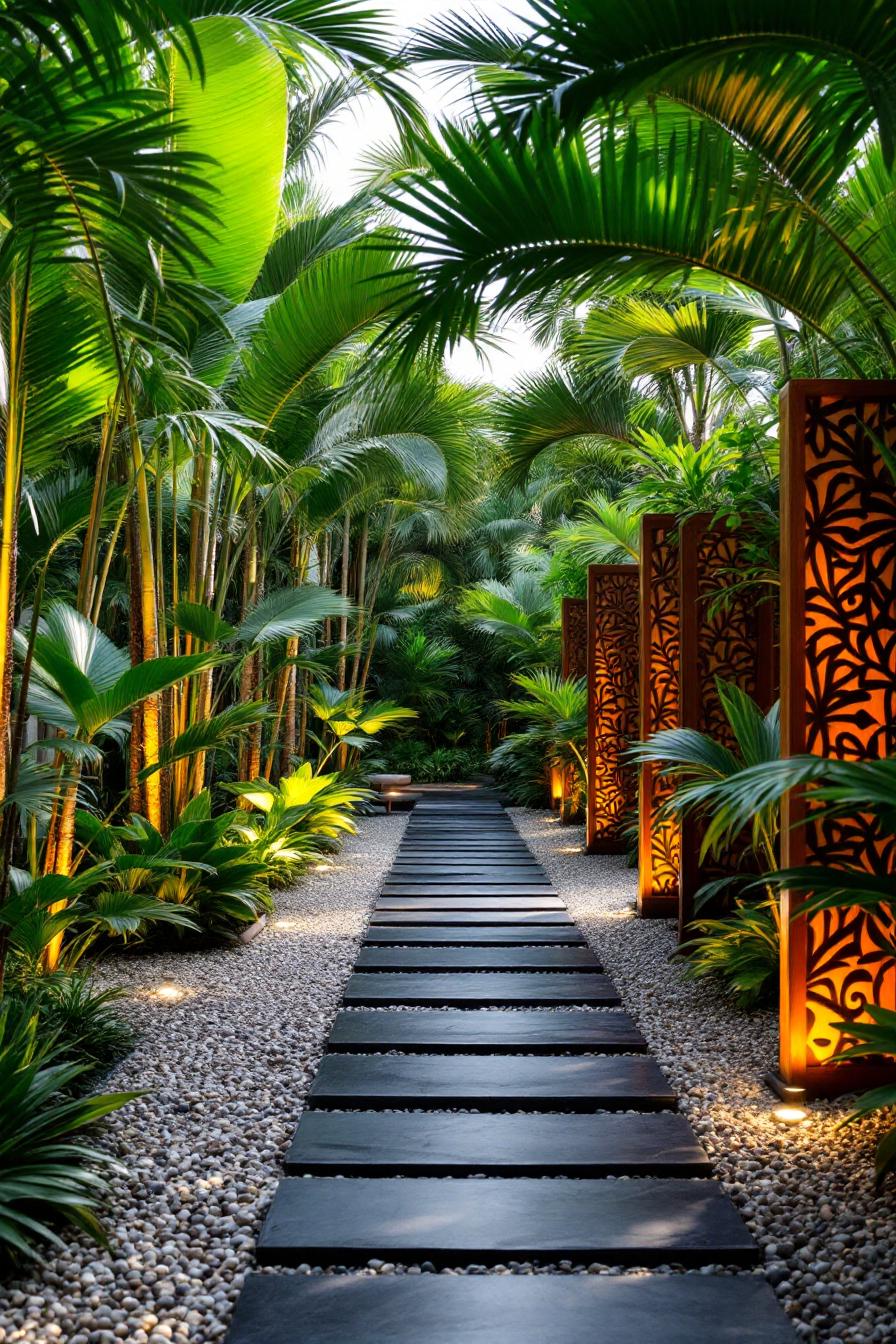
[764,1070,807,1104]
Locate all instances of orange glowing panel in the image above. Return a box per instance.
[678,515,778,940]
[779,380,896,1098]
[561,596,588,679]
[586,565,640,855]
[638,515,681,914]
[560,596,588,818]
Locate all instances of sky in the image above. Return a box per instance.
[317,0,544,389]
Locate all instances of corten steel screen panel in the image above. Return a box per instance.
[638,516,681,914]
[780,380,896,1096]
[586,566,640,855]
[560,596,589,816]
[562,597,588,679]
[678,515,777,941]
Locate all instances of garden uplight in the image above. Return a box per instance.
[772,1105,810,1128]
[156,978,185,1002]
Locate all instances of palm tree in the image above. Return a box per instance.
[385,7,896,372]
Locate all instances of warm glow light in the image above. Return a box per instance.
[549,766,564,807]
[313,862,332,872]
[772,1104,809,1127]
[155,978,185,1002]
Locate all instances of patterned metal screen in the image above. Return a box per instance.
[678,515,778,939]
[561,597,588,679]
[586,565,640,854]
[638,515,681,913]
[779,381,896,1096]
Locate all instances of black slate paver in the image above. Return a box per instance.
[342,971,618,1005]
[362,926,587,945]
[355,945,601,971]
[390,858,543,866]
[386,870,548,881]
[369,911,575,926]
[228,1274,796,1344]
[285,1111,710,1176]
[307,1052,672,1109]
[228,784,796,1344]
[375,897,565,911]
[380,888,560,900]
[327,1008,645,1053]
[256,1176,758,1267]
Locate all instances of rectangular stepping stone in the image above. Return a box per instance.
[256,1176,758,1267]
[307,1053,670,1109]
[397,842,532,850]
[285,1111,709,1176]
[343,972,618,1006]
[369,911,574,925]
[363,926,587,945]
[386,870,553,881]
[228,1273,796,1344]
[391,857,542,866]
[385,871,551,879]
[375,898,565,911]
[381,886,559,898]
[327,1008,644,1053]
[355,946,600,971]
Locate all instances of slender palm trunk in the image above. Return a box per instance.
[238,509,262,788]
[337,509,351,690]
[349,513,369,691]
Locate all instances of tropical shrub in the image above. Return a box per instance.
[228,765,371,885]
[380,741,487,783]
[834,1008,896,1186]
[0,868,198,976]
[490,671,587,809]
[630,681,782,1005]
[5,974,133,1081]
[0,1005,136,1258]
[77,796,270,940]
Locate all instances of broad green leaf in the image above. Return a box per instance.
[236,586,351,647]
[164,17,288,306]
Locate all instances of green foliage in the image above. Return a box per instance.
[380,741,486,783]
[678,902,780,1009]
[308,684,417,766]
[0,868,198,974]
[227,764,370,884]
[630,680,781,875]
[0,1004,136,1258]
[5,974,134,1081]
[834,1008,896,1185]
[77,800,270,939]
[490,671,587,807]
[457,573,558,666]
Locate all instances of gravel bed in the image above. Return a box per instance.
[0,814,405,1344]
[511,807,896,1344]
[7,802,892,1342]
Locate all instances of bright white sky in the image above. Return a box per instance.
[317,0,544,388]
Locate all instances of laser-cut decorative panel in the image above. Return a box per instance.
[561,596,588,679]
[678,515,778,939]
[560,597,589,820]
[638,515,681,914]
[586,565,640,854]
[779,380,896,1097]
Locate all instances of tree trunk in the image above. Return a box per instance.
[349,514,369,691]
[337,510,351,690]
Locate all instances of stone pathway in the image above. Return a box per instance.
[226,787,796,1342]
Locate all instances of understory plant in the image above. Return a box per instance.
[629,681,782,1007]
[0,1005,136,1259]
[490,671,587,809]
[380,741,486,783]
[228,765,371,885]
